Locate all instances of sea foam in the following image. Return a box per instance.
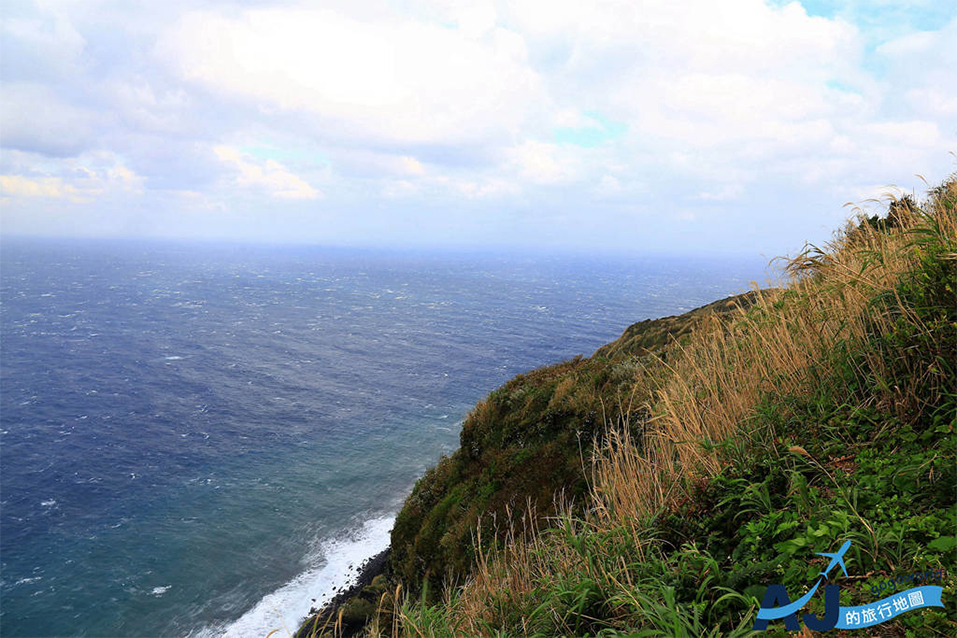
[196,515,394,638]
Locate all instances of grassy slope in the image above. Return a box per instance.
[300,287,764,636]
[593,290,769,360]
[390,291,765,593]
[303,176,956,637]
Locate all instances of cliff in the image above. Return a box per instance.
[299,175,956,637]
[389,289,773,594]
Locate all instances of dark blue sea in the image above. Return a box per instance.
[0,238,764,637]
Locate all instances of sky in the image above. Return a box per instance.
[1,0,955,256]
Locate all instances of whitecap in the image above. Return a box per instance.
[193,516,393,638]
[151,586,172,596]
[40,500,57,507]
[165,356,184,361]
[15,576,42,586]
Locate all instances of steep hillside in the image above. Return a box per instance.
[300,175,956,637]
[298,287,763,636]
[592,290,769,360]
[391,289,764,593]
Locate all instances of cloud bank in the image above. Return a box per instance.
[1,0,954,254]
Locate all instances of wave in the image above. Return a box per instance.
[194,515,394,638]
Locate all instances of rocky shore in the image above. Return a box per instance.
[295,548,392,638]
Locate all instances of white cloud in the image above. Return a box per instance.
[1,0,955,252]
[213,145,321,200]
[382,179,419,198]
[876,29,937,56]
[1,11,87,77]
[446,176,518,199]
[0,175,82,199]
[0,83,100,156]
[861,121,940,147]
[877,17,957,120]
[596,174,620,193]
[506,140,577,185]
[697,184,745,202]
[109,78,192,134]
[158,8,545,147]
[399,156,425,176]
[332,151,427,179]
[0,153,143,203]
[507,0,859,73]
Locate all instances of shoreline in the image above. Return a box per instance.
[208,516,394,638]
[296,548,392,638]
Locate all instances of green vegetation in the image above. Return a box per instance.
[299,174,956,637]
[391,292,760,593]
[593,290,767,360]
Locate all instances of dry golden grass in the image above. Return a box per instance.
[384,179,957,637]
[596,186,956,530]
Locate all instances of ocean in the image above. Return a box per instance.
[0,238,764,637]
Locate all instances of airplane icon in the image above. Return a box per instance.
[815,540,851,579]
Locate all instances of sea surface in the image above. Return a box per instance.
[0,238,765,637]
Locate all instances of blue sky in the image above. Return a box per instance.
[1,0,955,256]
